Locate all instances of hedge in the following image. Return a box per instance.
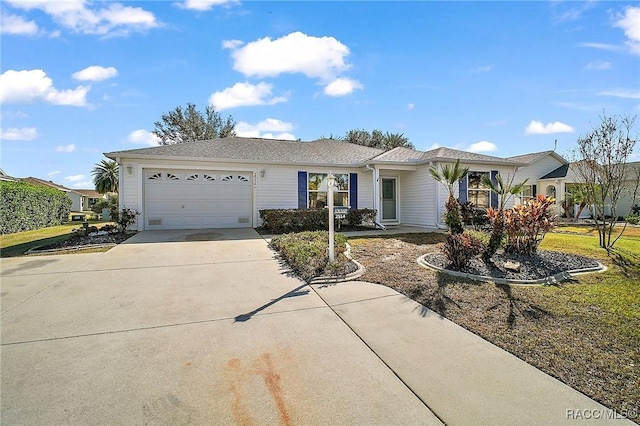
[0,181,72,234]
[259,208,376,234]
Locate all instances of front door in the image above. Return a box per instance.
[381,178,397,221]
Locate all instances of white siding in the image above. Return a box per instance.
[513,155,566,204]
[117,156,372,230]
[399,167,438,228]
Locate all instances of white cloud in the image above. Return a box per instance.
[525,120,574,135]
[5,0,159,37]
[222,39,244,49]
[407,103,415,111]
[584,61,611,70]
[598,88,640,99]
[56,144,76,152]
[614,6,640,55]
[178,0,238,11]
[48,170,61,176]
[209,82,288,110]
[0,127,38,141]
[229,31,351,81]
[127,129,160,146]
[70,180,93,188]
[0,12,38,35]
[235,118,296,140]
[427,143,441,150]
[579,42,621,52]
[467,141,498,153]
[72,66,118,81]
[64,174,85,182]
[0,69,89,106]
[323,77,363,97]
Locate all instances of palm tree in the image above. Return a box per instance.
[429,159,469,234]
[92,159,119,194]
[382,132,414,150]
[481,173,528,262]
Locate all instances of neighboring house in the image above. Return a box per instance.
[105,138,637,231]
[0,169,18,182]
[539,160,640,218]
[23,177,87,212]
[76,189,106,211]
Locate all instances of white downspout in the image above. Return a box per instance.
[365,164,385,230]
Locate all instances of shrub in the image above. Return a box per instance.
[625,214,640,225]
[346,208,376,228]
[0,181,72,234]
[442,232,484,269]
[92,193,118,216]
[444,196,464,235]
[259,208,377,234]
[503,195,556,255]
[460,201,490,229]
[270,231,348,280]
[111,208,140,233]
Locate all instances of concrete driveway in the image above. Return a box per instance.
[1,229,441,425]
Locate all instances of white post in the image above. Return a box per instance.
[327,172,335,263]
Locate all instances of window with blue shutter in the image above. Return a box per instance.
[298,171,307,209]
[349,173,358,209]
[458,177,468,203]
[490,170,499,208]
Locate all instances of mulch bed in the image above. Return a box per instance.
[349,234,639,419]
[423,250,600,280]
[33,232,133,252]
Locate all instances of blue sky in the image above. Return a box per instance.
[1,0,639,189]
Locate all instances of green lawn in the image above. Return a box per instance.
[0,221,107,258]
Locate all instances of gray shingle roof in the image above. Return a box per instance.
[508,150,568,165]
[421,147,520,165]
[106,137,385,166]
[540,164,569,179]
[370,147,427,162]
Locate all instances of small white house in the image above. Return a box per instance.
[105,137,631,231]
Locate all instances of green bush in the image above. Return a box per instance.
[625,215,640,225]
[92,193,118,215]
[270,231,348,281]
[259,208,377,234]
[0,181,72,234]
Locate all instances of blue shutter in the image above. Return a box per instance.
[532,184,537,196]
[349,173,358,209]
[458,177,468,203]
[298,171,307,209]
[490,170,499,208]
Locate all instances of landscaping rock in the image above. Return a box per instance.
[504,261,521,272]
[423,250,600,281]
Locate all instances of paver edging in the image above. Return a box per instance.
[416,254,607,286]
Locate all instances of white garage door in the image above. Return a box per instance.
[144,169,253,230]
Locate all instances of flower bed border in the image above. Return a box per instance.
[417,254,607,286]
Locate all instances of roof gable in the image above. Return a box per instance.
[508,150,568,166]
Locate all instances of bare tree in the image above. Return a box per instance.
[570,113,638,248]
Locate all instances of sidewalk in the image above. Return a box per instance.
[311,280,635,425]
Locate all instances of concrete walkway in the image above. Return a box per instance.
[1,228,633,425]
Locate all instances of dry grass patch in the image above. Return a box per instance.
[349,232,639,417]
